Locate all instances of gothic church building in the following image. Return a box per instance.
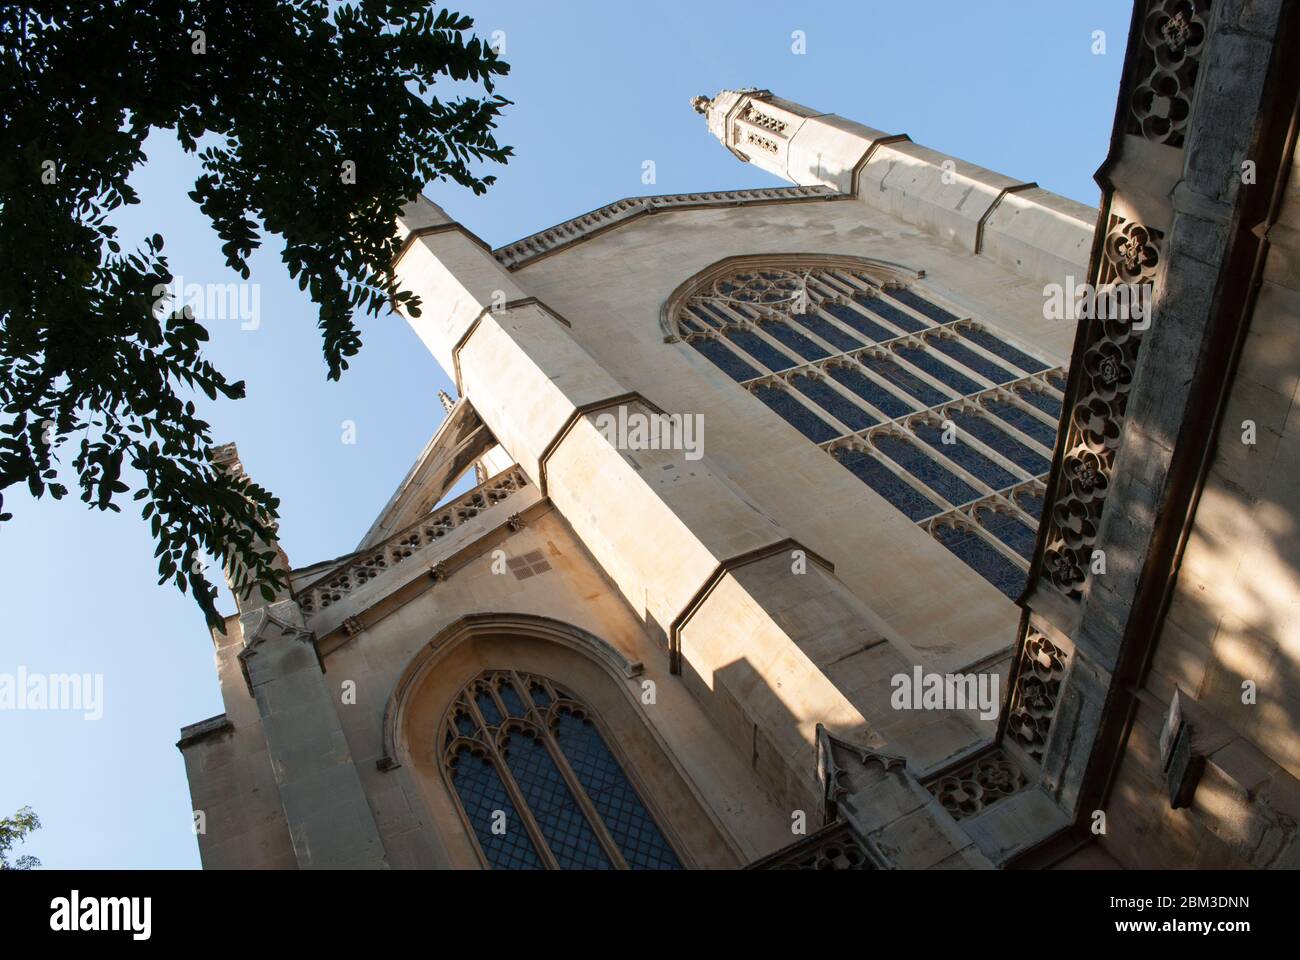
[179,0,1300,869]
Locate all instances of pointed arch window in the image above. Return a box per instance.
[668,257,1068,599]
[443,670,682,870]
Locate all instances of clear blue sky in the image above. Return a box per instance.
[0,1,1131,868]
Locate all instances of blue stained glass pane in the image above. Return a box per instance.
[790,374,877,431]
[827,365,914,419]
[554,713,682,870]
[789,311,865,352]
[933,525,1027,599]
[884,288,961,324]
[697,303,734,326]
[505,733,613,870]
[689,337,759,382]
[983,399,1056,448]
[449,747,544,870]
[530,683,552,708]
[913,421,1019,490]
[823,302,896,343]
[976,508,1038,560]
[1015,385,1063,419]
[685,304,723,328]
[497,681,528,718]
[958,326,1048,373]
[951,412,1050,476]
[453,710,478,737]
[752,385,841,442]
[856,294,927,333]
[474,689,502,726]
[833,447,940,520]
[1013,489,1046,521]
[928,336,1015,384]
[874,434,979,505]
[760,321,830,361]
[894,345,981,396]
[726,328,797,372]
[859,354,949,408]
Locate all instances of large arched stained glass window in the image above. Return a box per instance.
[669,258,1067,600]
[443,669,682,870]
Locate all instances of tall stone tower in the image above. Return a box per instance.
[178,0,1300,870]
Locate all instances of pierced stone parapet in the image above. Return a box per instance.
[1005,631,1069,764]
[491,186,833,269]
[1127,0,1211,148]
[295,467,529,615]
[1040,214,1162,598]
[747,822,877,870]
[926,749,1029,821]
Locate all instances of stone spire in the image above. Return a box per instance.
[690,88,808,183]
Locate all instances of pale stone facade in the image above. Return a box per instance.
[180,0,1300,869]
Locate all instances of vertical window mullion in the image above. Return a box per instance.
[712,301,806,371]
[511,672,628,870]
[884,341,963,404]
[922,331,1004,390]
[939,405,1038,484]
[770,374,857,440]
[979,387,1059,455]
[863,429,962,515]
[899,418,999,503]
[845,351,925,413]
[464,691,560,870]
[1001,487,1045,529]
[925,511,1031,583]
[963,504,1034,570]
[793,367,882,431]
[538,717,630,870]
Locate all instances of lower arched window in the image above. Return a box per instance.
[443,669,682,870]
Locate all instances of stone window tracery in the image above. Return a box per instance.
[443,669,682,870]
[670,260,1065,598]
[1039,214,1162,599]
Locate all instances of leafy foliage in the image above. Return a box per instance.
[0,2,510,628]
[0,806,41,870]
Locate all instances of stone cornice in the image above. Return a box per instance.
[490,186,838,270]
[176,713,233,751]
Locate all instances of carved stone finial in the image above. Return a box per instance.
[815,723,906,821]
[506,513,524,532]
[210,442,241,471]
[690,94,712,115]
[436,389,456,414]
